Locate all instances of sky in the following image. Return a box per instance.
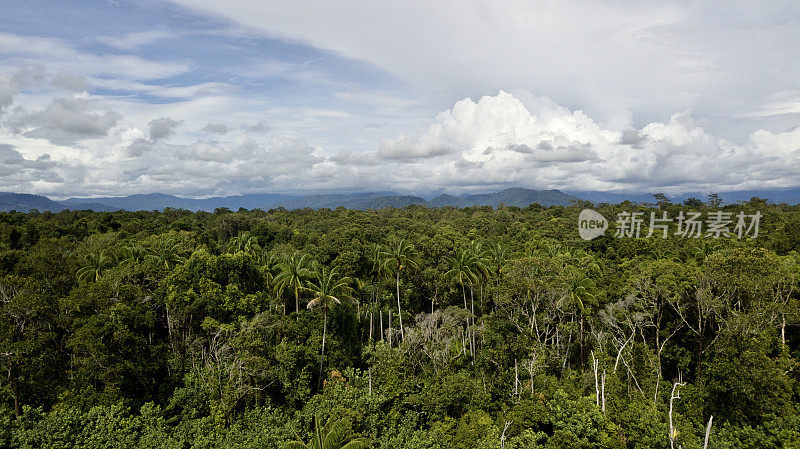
[0,0,798,198]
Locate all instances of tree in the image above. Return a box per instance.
[76,250,114,282]
[305,266,350,383]
[707,193,722,208]
[485,242,509,285]
[285,412,369,449]
[380,239,417,342]
[444,248,479,312]
[683,197,704,208]
[228,232,261,254]
[146,238,186,271]
[258,251,284,313]
[367,244,385,341]
[445,244,487,356]
[565,267,597,368]
[652,193,671,209]
[118,245,148,266]
[275,252,314,315]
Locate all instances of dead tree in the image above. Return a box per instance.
[668,375,686,449]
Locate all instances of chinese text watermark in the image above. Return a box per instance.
[578,209,761,241]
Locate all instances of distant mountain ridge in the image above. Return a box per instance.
[1,188,576,212]
[1,187,798,212]
[429,188,578,207]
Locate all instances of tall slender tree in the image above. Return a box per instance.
[380,239,417,342]
[275,252,314,315]
[305,266,350,384]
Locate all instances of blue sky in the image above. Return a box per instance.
[1,0,798,197]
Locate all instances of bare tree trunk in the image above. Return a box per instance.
[529,357,536,394]
[703,415,713,449]
[781,314,786,349]
[592,351,600,407]
[500,421,512,449]
[580,316,585,371]
[669,379,685,449]
[396,272,405,342]
[318,311,327,389]
[601,370,606,414]
[470,285,475,358]
[380,310,384,343]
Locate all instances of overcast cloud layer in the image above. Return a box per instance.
[0,0,798,197]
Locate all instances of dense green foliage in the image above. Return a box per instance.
[0,198,798,448]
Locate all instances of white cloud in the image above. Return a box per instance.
[6,97,121,145]
[242,120,269,133]
[4,90,799,196]
[149,117,182,140]
[201,123,230,134]
[0,76,17,112]
[378,134,453,159]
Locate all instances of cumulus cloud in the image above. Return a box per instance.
[6,97,121,145]
[378,134,453,160]
[3,91,798,196]
[0,144,65,187]
[122,117,182,157]
[242,120,269,133]
[201,123,230,134]
[149,117,182,140]
[176,135,262,162]
[0,67,48,112]
[311,91,799,194]
[0,76,18,112]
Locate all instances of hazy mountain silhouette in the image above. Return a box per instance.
[1,187,797,212]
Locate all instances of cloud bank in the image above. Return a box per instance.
[3,87,797,196]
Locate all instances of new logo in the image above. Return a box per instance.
[578,209,608,240]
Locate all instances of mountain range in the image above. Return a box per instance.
[0,187,797,212]
[1,188,577,212]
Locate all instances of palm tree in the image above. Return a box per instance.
[147,238,187,270]
[367,244,385,341]
[305,266,350,382]
[445,248,479,312]
[565,268,597,368]
[119,244,148,266]
[285,412,369,449]
[445,244,488,357]
[258,251,284,313]
[485,242,508,284]
[275,252,314,315]
[692,240,720,262]
[228,232,260,254]
[77,250,115,282]
[380,239,417,342]
[467,241,490,302]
